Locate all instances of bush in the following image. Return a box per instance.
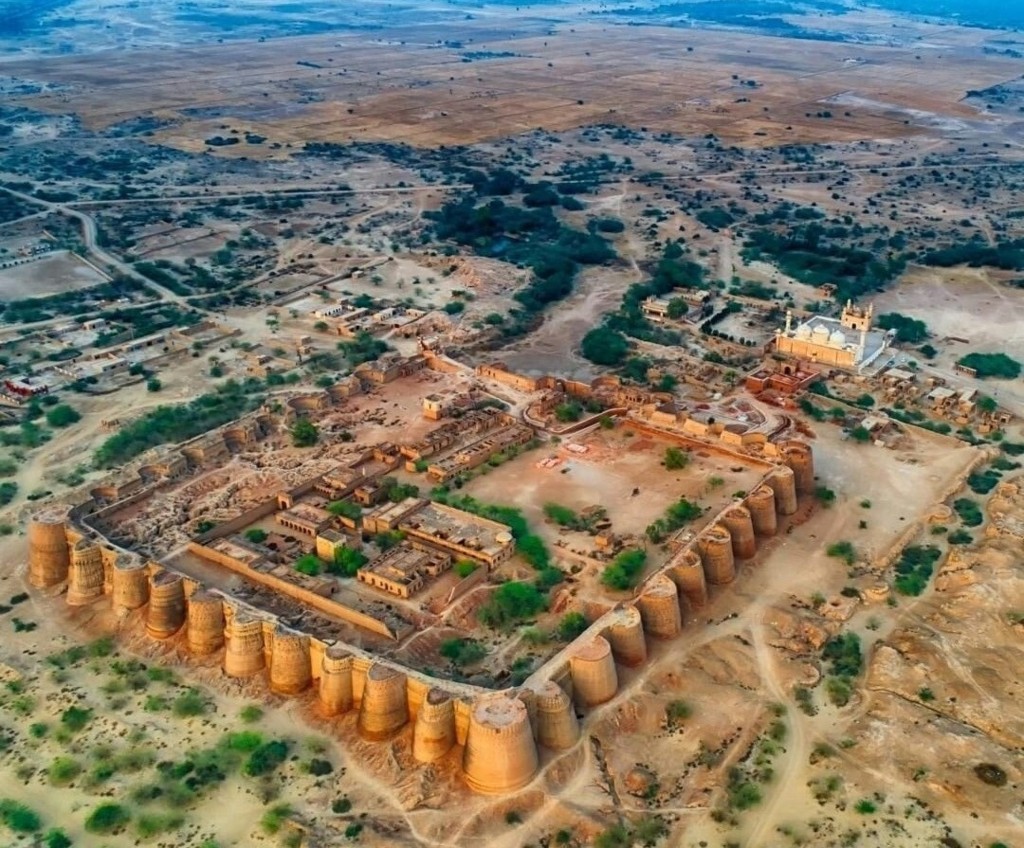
[307,758,333,776]
[171,689,207,718]
[815,486,836,506]
[291,418,318,447]
[244,740,289,777]
[146,377,162,392]
[332,797,352,814]
[581,327,629,365]
[243,528,267,544]
[260,804,292,835]
[953,498,983,527]
[60,706,92,732]
[823,632,863,678]
[294,554,322,576]
[439,637,487,668]
[663,446,689,469]
[43,829,72,848]
[557,611,588,641]
[48,756,82,785]
[479,582,547,629]
[239,705,263,723]
[665,699,692,727]
[454,560,478,578]
[45,404,81,428]
[826,540,856,565]
[601,548,647,590]
[894,545,942,596]
[947,529,973,545]
[0,799,41,833]
[135,813,184,838]
[85,803,130,834]
[328,546,367,577]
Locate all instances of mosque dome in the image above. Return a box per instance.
[829,329,847,346]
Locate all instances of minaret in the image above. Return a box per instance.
[784,309,793,335]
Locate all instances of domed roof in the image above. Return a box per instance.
[812,324,830,339]
[829,329,847,346]
[795,324,812,340]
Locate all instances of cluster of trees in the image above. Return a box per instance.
[957,352,1021,379]
[922,236,1024,272]
[821,631,862,706]
[876,311,928,343]
[426,178,616,333]
[893,545,942,596]
[742,221,906,302]
[478,581,547,629]
[94,379,264,468]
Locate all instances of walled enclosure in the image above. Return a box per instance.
[25,436,813,795]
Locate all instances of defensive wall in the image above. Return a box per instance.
[25,438,817,796]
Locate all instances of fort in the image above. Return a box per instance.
[24,350,816,793]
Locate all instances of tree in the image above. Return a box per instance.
[294,554,322,576]
[244,528,268,544]
[663,446,690,469]
[557,611,587,640]
[957,352,1021,379]
[601,549,647,590]
[876,312,928,343]
[854,394,875,408]
[666,297,688,319]
[327,500,361,520]
[439,637,487,668]
[45,404,81,428]
[328,546,367,577]
[978,395,998,414]
[849,426,871,443]
[146,377,162,392]
[479,581,547,629]
[44,829,72,848]
[581,327,629,365]
[291,418,318,447]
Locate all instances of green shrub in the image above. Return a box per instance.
[601,548,647,590]
[171,689,207,718]
[439,638,487,668]
[556,611,588,641]
[0,799,42,833]
[260,803,292,835]
[478,582,547,629]
[48,756,82,785]
[85,803,130,834]
[60,706,92,733]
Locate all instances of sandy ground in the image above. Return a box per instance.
[0,251,107,300]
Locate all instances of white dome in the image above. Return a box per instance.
[812,325,831,340]
[795,325,812,340]
[829,329,847,346]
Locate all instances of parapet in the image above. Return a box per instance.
[463,693,538,794]
[569,636,618,707]
[358,663,409,740]
[412,687,457,763]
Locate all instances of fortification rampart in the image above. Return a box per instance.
[28,438,817,796]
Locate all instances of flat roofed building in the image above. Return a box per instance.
[363,498,426,535]
[399,502,515,567]
[357,543,451,598]
[276,503,334,537]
